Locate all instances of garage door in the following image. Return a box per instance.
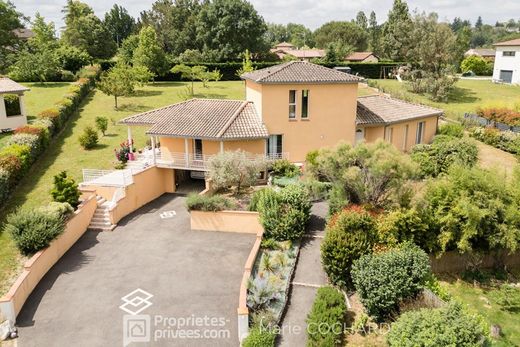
[499,70,513,83]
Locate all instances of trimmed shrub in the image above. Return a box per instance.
[476,106,520,126]
[351,242,431,321]
[271,159,300,178]
[95,116,108,136]
[6,133,43,159]
[387,302,488,346]
[0,168,10,201]
[256,185,311,241]
[0,154,22,179]
[242,327,276,347]
[50,171,81,209]
[60,70,76,82]
[301,178,332,201]
[41,202,74,219]
[249,188,277,212]
[411,136,478,177]
[79,126,98,150]
[5,207,66,255]
[38,108,62,129]
[185,193,236,211]
[438,123,464,138]
[321,207,378,287]
[306,286,347,347]
[0,144,32,171]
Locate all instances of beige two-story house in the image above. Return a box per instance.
[118,61,441,184]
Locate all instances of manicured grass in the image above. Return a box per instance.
[368,79,520,120]
[440,274,520,347]
[0,81,244,295]
[23,82,73,120]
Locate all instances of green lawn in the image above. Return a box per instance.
[368,79,520,120]
[23,82,73,120]
[0,81,244,295]
[440,273,520,347]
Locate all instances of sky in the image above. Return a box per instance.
[11,0,520,31]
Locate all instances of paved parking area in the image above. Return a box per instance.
[16,194,255,347]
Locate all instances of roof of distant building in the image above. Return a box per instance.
[0,78,30,94]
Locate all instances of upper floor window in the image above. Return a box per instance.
[385,127,393,142]
[301,90,309,119]
[503,51,516,57]
[289,90,296,119]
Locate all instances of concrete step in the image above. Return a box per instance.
[91,217,111,223]
[88,224,116,232]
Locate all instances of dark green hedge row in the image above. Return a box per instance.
[98,60,402,80]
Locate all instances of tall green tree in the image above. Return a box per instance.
[286,23,314,48]
[139,0,201,55]
[133,26,168,76]
[0,1,25,71]
[103,4,136,46]
[381,0,412,60]
[314,21,368,52]
[62,0,117,60]
[196,0,268,61]
[118,34,139,64]
[368,11,381,54]
[30,12,57,49]
[356,11,368,30]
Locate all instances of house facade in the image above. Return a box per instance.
[464,48,496,62]
[492,38,520,84]
[118,61,441,188]
[0,78,29,131]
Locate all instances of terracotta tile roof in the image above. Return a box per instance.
[120,99,268,140]
[12,28,35,39]
[241,61,363,84]
[357,95,443,125]
[465,48,495,57]
[283,49,325,59]
[494,38,520,46]
[274,42,295,49]
[0,78,29,94]
[346,52,377,61]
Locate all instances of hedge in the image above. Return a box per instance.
[0,65,100,205]
[306,286,347,347]
[185,193,237,211]
[99,61,401,81]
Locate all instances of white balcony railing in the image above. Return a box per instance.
[82,169,134,187]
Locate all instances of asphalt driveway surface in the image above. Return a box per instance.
[16,194,255,347]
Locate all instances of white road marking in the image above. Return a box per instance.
[160,210,177,219]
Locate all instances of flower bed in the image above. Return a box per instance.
[246,240,300,328]
[0,66,100,206]
[469,126,520,155]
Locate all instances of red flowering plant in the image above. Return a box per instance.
[114,139,134,163]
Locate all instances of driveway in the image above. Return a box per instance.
[16,194,255,347]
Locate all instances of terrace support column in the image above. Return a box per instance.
[151,136,157,165]
[184,138,189,168]
[220,141,224,153]
[127,127,133,153]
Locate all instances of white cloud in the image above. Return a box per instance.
[11,0,520,32]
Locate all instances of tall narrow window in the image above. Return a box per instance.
[403,124,409,151]
[289,90,296,119]
[415,121,425,144]
[194,139,203,160]
[267,135,283,159]
[385,127,393,142]
[301,90,309,119]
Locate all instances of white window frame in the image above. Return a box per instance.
[289,90,296,119]
[416,121,426,144]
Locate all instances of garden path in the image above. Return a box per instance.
[278,201,328,347]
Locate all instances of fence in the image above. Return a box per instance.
[464,113,520,133]
[82,169,134,187]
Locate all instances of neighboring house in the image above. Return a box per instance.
[0,78,29,131]
[119,62,442,189]
[272,42,296,51]
[12,28,35,41]
[271,48,325,62]
[492,38,520,84]
[345,52,380,63]
[464,48,496,61]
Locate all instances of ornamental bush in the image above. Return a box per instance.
[6,133,44,159]
[470,127,520,155]
[422,165,520,253]
[255,185,311,241]
[242,327,276,347]
[50,171,81,209]
[411,136,478,177]
[461,55,493,76]
[438,123,464,138]
[321,207,378,287]
[185,193,236,211]
[5,207,67,255]
[0,144,32,171]
[387,302,488,346]
[270,159,300,178]
[79,126,99,150]
[351,242,431,321]
[306,286,347,347]
[0,168,10,201]
[95,116,108,136]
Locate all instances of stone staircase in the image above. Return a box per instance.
[88,195,116,232]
